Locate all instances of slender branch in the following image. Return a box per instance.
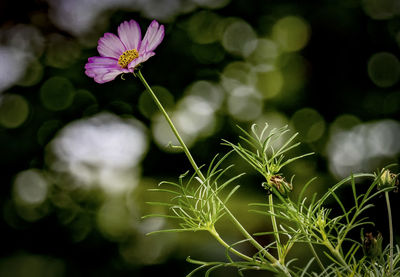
[136,70,205,181]
[269,194,282,261]
[385,191,393,275]
[335,174,377,251]
[317,219,348,269]
[209,226,254,262]
[322,235,348,270]
[288,201,325,271]
[307,239,325,271]
[296,218,325,271]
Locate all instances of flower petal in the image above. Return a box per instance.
[139,20,165,52]
[97,70,125,83]
[85,56,127,83]
[85,57,119,74]
[85,56,118,68]
[118,20,141,51]
[97,33,126,59]
[128,51,155,70]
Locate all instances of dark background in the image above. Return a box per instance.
[0,0,399,276]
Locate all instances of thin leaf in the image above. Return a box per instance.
[205,264,223,277]
[146,228,204,236]
[298,177,317,207]
[224,185,241,204]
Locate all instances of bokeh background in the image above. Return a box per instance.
[0,0,399,276]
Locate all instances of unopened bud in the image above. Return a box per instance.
[376,169,399,192]
[362,232,382,259]
[267,175,293,198]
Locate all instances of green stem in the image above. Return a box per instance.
[298,224,324,271]
[318,222,348,269]
[220,202,278,264]
[209,226,254,262]
[136,70,279,265]
[323,239,348,269]
[307,241,324,271]
[385,191,393,275]
[287,200,325,271]
[334,174,376,250]
[269,194,282,262]
[136,70,204,181]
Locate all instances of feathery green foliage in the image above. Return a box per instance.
[223,124,313,197]
[139,68,399,277]
[144,151,243,233]
[145,123,399,276]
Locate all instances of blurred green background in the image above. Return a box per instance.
[0,0,399,276]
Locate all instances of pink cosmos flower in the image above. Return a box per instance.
[85,20,164,83]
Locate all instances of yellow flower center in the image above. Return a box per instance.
[118,49,139,68]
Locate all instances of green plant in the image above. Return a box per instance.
[85,18,399,276]
[144,118,399,276]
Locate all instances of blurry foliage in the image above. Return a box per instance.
[0,0,399,276]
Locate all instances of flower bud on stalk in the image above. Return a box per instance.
[376,169,399,192]
[263,175,293,198]
[362,232,383,259]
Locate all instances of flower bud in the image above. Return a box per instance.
[362,232,382,259]
[267,175,293,198]
[376,169,399,192]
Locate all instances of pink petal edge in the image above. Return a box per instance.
[97,33,126,59]
[118,19,142,51]
[85,56,127,83]
[140,20,165,53]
